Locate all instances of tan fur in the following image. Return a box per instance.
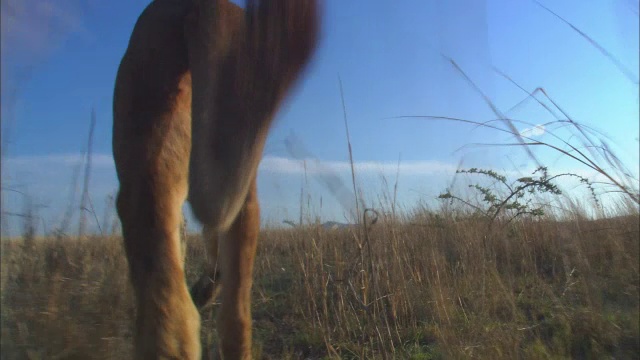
[112,0,319,358]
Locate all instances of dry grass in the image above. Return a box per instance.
[2,5,638,358]
[1,207,638,359]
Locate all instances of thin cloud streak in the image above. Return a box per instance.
[2,153,613,182]
[4,153,115,168]
[259,156,459,176]
[5,153,614,186]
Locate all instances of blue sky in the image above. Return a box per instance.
[2,0,638,236]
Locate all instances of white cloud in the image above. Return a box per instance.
[1,153,462,235]
[1,0,88,63]
[259,156,458,176]
[519,124,546,137]
[520,124,546,137]
[4,153,459,178]
[3,152,633,237]
[4,153,621,193]
[4,153,115,168]
[2,152,118,237]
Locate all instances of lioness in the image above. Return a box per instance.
[112,0,319,358]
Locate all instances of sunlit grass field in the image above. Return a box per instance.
[2,203,638,359]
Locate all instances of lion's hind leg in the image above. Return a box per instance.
[190,225,222,309]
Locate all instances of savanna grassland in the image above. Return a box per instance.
[3,2,639,359]
[1,205,638,359]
